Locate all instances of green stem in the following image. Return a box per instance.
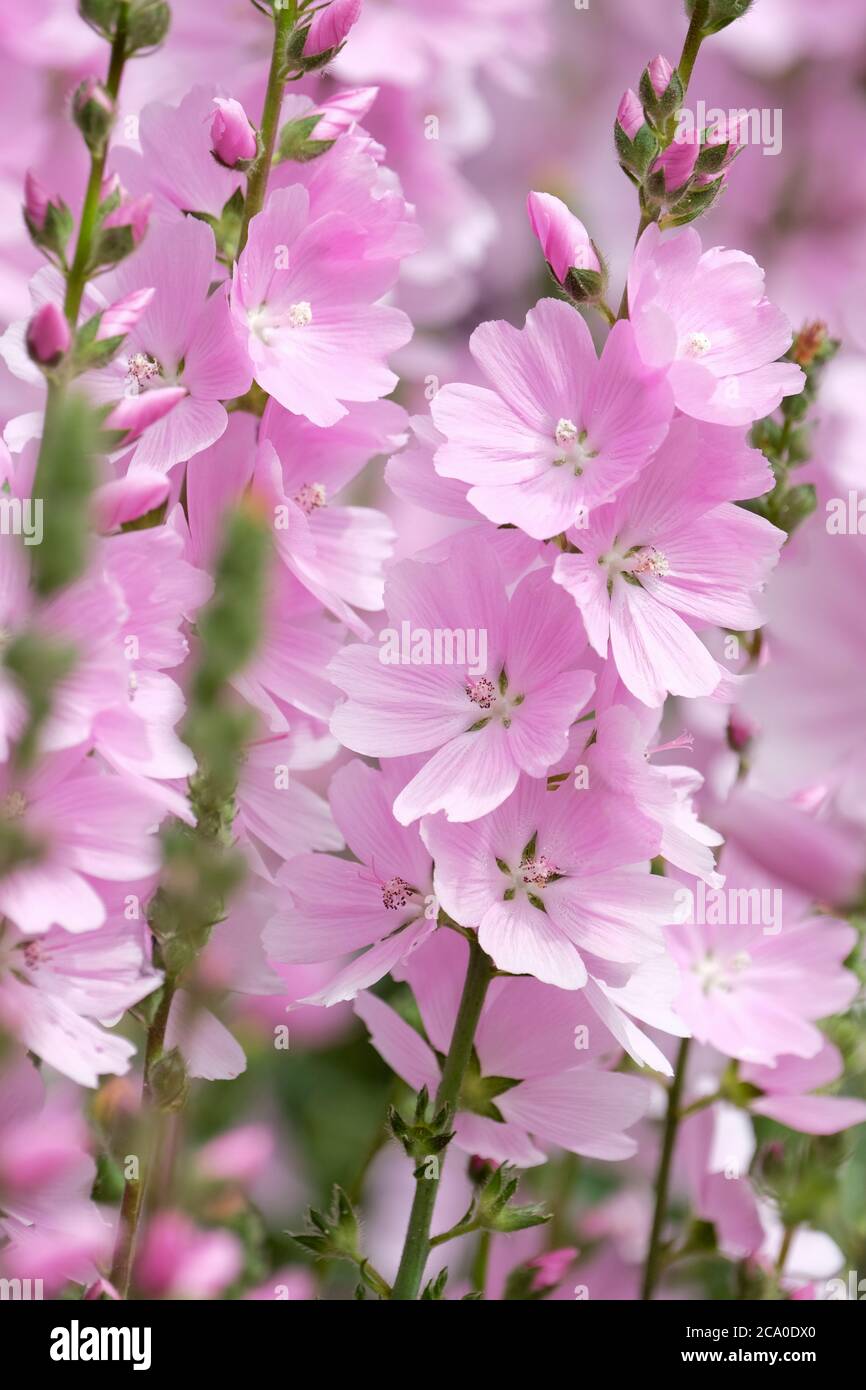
[237,2,297,256]
[677,1,710,91]
[391,935,495,1301]
[108,976,177,1296]
[641,1036,691,1301]
[64,3,129,325]
[470,1229,491,1298]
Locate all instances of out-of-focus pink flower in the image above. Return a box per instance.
[91,469,170,533]
[743,1041,866,1135]
[210,97,257,168]
[198,1125,275,1185]
[303,0,363,58]
[136,1212,243,1299]
[25,301,70,364]
[526,191,599,282]
[311,86,379,141]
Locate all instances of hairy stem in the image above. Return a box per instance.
[391,935,495,1301]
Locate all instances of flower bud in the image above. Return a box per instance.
[614,90,659,183]
[303,0,362,56]
[102,191,152,248]
[684,0,754,36]
[287,0,363,72]
[26,302,71,367]
[639,53,684,128]
[648,129,700,198]
[24,170,50,232]
[72,77,115,154]
[211,97,258,170]
[104,385,186,445]
[526,191,606,304]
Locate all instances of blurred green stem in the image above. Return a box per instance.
[642,1037,691,1300]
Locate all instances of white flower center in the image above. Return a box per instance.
[553,418,597,475]
[694,950,751,995]
[288,301,313,328]
[683,331,711,358]
[630,546,670,578]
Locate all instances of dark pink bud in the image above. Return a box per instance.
[210,97,258,168]
[652,129,700,192]
[26,302,71,365]
[105,386,186,444]
[96,286,155,342]
[526,191,600,282]
[303,0,363,57]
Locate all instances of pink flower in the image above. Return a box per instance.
[136,1212,243,1299]
[329,542,596,824]
[668,896,859,1066]
[103,216,252,469]
[421,771,677,990]
[743,1041,866,1135]
[303,0,363,57]
[627,222,805,425]
[355,931,652,1165]
[230,185,412,426]
[526,191,599,283]
[430,299,673,539]
[553,417,783,706]
[0,750,163,936]
[197,1125,275,1185]
[210,97,257,168]
[310,86,379,141]
[265,758,436,1004]
[25,302,70,364]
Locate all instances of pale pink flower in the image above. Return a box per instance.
[329,542,596,824]
[430,298,673,539]
[136,1212,243,1299]
[553,417,783,706]
[230,185,412,426]
[356,931,652,1165]
[422,771,678,990]
[265,758,436,1004]
[743,1041,866,1136]
[627,222,805,425]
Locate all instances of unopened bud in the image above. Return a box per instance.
[26,302,71,367]
[73,77,115,154]
[211,97,258,170]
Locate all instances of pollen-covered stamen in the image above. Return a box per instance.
[521,854,557,888]
[293,482,327,515]
[631,546,670,578]
[465,676,496,709]
[683,331,711,358]
[125,351,161,393]
[0,790,26,820]
[555,417,579,448]
[288,300,313,328]
[22,939,43,971]
[381,876,413,910]
[553,418,598,474]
